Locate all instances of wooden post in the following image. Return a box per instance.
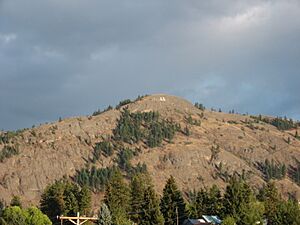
[176,207,179,225]
[77,212,80,225]
[57,212,98,225]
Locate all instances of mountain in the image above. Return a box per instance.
[0,94,299,208]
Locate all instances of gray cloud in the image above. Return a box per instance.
[0,0,300,130]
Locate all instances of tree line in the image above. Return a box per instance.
[250,115,298,131]
[1,172,299,225]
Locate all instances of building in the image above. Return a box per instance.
[183,215,222,225]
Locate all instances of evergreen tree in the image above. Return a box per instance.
[160,176,186,225]
[40,180,89,223]
[239,198,264,225]
[258,182,281,225]
[188,189,209,218]
[63,183,80,216]
[97,203,112,225]
[207,185,222,215]
[140,186,164,225]
[130,173,152,224]
[40,181,65,222]
[104,171,131,225]
[222,176,252,223]
[78,186,91,215]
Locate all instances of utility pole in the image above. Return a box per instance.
[176,206,179,225]
[57,212,98,225]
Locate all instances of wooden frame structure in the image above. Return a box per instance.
[57,212,98,225]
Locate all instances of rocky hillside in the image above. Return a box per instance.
[0,94,300,207]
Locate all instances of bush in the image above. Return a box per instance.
[0,145,19,162]
[117,148,134,172]
[289,161,300,185]
[92,141,114,162]
[0,130,23,144]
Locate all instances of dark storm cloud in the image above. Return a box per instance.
[0,0,300,130]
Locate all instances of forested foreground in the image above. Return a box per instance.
[0,170,299,225]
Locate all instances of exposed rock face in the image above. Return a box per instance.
[0,94,299,206]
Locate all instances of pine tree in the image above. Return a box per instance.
[160,176,186,225]
[207,185,222,215]
[130,173,152,224]
[78,185,91,215]
[140,186,164,225]
[40,180,84,223]
[104,171,130,225]
[239,197,264,225]
[97,203,112,225]
[258,182,281,225]
[188,188,209,218]
[222,176,252,223]
[63,182,80,216]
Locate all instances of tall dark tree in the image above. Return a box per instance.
[207,185,223,215]
[104,171,131,225]
[188,189,209,218]
[78,185,92,215]
[40,180,90,223]
[160,176,186,225]
[140,186,164,225]
[222,176,252,223]
[130,173,152,224]
[258,182,281,225]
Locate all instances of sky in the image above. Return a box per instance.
[0,0,300,130]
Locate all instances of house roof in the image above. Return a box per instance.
[183,219,210,225]
[184,215,222,225]
[202,215,222,224]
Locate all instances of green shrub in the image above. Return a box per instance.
[92,141,114,162]
[117,148,134,172]
[0,145,19,162]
